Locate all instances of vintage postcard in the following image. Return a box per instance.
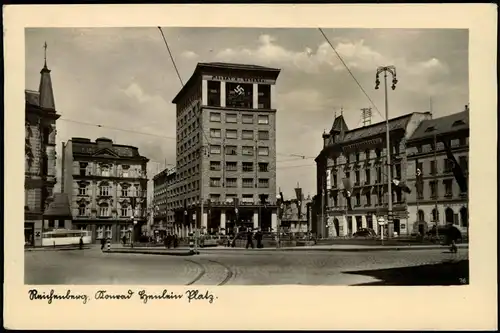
[3,4,497,331]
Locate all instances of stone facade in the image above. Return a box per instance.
[61,137,149,244]
[152,167,177,236]
[24,60,60,247]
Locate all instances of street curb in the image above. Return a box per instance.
[279,245,468,252]
[25,247,92,252]
[106,250,196,256]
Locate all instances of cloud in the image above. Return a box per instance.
[180,50,199,59]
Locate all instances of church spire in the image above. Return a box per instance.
[39,41,56,110]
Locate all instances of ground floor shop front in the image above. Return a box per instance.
[407,202,468,237]
[171,206,278,237]
[72,220,147,244]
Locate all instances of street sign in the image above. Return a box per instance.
[35,231,41,238]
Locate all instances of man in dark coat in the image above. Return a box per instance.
[446,224,461,253]
[245,229,254,249]
[255,230,263,248]
[79,236,84,250]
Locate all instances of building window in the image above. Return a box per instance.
[332,173,338,187]
[210,128,221,138]
[210,161,221,171]
[79,162,88,176]
[258,115,269,125]
[345,171,350,180]
[355,152,360,162]
[207,81,221,107]
[225,145,237,155]
[258,178,269,188]
[226,129,238,139]
[97,226,104,239]
[242,194,254,203]
[242,178,254,188]
[355,171,360,185]
[210,112,221,122]
[258,147,269,156]
[121,186,129,197]
[459,137,467,146]
[257,84,271,109]
[226,162,237,172]
[78,183,87,195]
[210,145,221,155]
[120,226,128,239]
[258,162,269,172]
[394,164,402,179]
[242,114,254,124]
[100,183,110,196]
[226,82,253,108]
[105,225,112,239]
[225,113,237,123]
[444,179,453,197]
[210,194,221,202]
[226,178,237,188]
[99,203,109,217]
[364,149,370,160]
[333,193,338,207]
[430,181,438,198]
[242,162,253,172]
[377,187,383,205]
[460,207,468,227]
[432,208,439,222]
[121,204,131,217]
[365,169,371,184]
[225,194,236,203]
[78,204,87,216]
[242,146,254,156]
[365,192,371,206]
[258,130,269,140]
[242,130,254,140]
[430,160,437,175]
[101,166,110,177]
[210,178,221,187]
[375,149,381,158]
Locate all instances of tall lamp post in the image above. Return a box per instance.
[375,66,398,239]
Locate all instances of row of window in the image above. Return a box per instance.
[330,190,404,208]
[417,156,468,175]
[78,185,145,197]
[209,145,270,156]
[75,225,133,240]
[209,112,270,125]
[210,161,269,172]
[78,162,145,178]
[209,128,270,140]
[177,101,200,130]
[209,177,269,188]
[329,167,399,188]
[77,204,141,217]
[207,81,271,109]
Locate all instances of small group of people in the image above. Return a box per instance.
[164,233,179,249]
[224,229,264,249]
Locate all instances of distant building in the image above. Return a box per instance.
[315,112,432,238]
[152,167,177,237]
[170,62,281,236]
[24,56,60,247]
[280,196,312,233]
[43,193,73,230]
[61,137,149,243]
[406,108,469,236]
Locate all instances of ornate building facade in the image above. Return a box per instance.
[61,137,149,243]
[406,108,469,237]
[314,112,432,238]
[25,57,59,247]
[170,62,281,236]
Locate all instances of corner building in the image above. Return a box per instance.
[406,108,469,237]
[152,167,177,237]
[171,62,281,236]
[315,112,432,238]
[61,137,149,243]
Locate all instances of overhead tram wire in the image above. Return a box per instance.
[318,28,383,120]
[158,27,184,86]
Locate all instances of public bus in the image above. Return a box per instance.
[41,229,92,247]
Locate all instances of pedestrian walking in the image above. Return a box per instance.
[255,229,263,248]
[100,237,105,250]
[79,236,84,250]
[173,234,179,248]
[246,229,254,249]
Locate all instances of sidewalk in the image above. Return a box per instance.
[25,246,92,252]
[106,243,468,255]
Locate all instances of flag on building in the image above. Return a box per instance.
[392,178,412,194]
[295,185,303,218]
[443,140,468,193]
[341,178,353,211]
[415,159,424,198]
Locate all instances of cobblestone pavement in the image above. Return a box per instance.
[25,246,468,285]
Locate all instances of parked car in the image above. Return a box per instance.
[426,225,462,244]
[353,228,377,238]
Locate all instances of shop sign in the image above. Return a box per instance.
[203,75,275,84]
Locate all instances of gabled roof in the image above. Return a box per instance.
[44,193,72,218]
[342,113,417,143]
[409,110,469,142]
[329,115,349,134]
[92,147,121,158]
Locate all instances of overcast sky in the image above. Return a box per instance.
[25,27,468,200]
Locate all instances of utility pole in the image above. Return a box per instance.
[375,66,398,239]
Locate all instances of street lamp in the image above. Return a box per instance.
[375,66,398,239]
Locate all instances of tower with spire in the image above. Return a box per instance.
[24,42,61,247]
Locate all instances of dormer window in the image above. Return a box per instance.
[452,120,466,127]
[425,126,435,132]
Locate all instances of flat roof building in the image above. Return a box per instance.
[170,62,281,236]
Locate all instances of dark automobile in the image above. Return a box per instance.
[426,225,462,244]
[353,228,377,238]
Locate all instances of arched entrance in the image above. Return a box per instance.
[432,208,439,223]
[460,207,468,227]
[445,207,454,224]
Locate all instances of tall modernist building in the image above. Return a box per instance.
[25,56,60,247]
[315,112,432,238]
[61,137,149,243]
[170,62,281,236]
[406,107,469,237]
[152,167,177,236]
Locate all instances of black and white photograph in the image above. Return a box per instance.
[4,4,497,331]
